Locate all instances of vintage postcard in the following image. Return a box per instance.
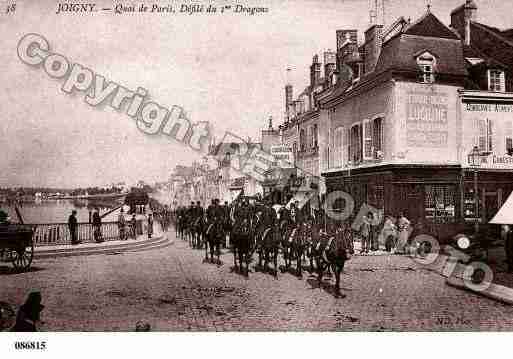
[1,0,513,356]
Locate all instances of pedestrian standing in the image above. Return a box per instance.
[68,210,79,245]
[11,292,44,332]
[130,214,137,239]
[396,212,410,254]
[92,209,103,243]
[383,215,397,252]
[360,214,371,254]
[118,208,126,240]
[147,213,154,239]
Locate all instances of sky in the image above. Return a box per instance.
[1,0,512,188]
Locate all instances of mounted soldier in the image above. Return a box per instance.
[204,199,224,263]
[192,201,205,249]
[231,197,253,275]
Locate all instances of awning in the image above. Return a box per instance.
[490,191,513,224]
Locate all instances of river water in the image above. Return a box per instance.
[1,199,125,224]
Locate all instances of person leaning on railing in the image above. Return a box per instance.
[68,210,79,245]
[130,214,137,239]
[92,209,104,243]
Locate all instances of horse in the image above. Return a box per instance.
[231,217,253,276]
[205,220,224,264]
[306,223,324,273]
[281,222,309,278]
[256,224,281,277]
[315,224,354,298]
[192,215,206,249]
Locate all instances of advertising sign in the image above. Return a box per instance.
[406,91,449,148]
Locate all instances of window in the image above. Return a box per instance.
[417,52,436,84]
[373,118,383,158]
[419,64,435,83]
[477,118,494,153]
[488,70,505,92]
[292,142,298,157]
[425,185,456,223]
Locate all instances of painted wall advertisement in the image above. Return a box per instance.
[270,145,294,168]
[406,91,449,148]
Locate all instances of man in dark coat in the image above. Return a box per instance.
[68,210,79,245]
[92,209,103,243]
[11,292,44,332]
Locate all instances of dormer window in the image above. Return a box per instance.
[416,52,436,84]
[488,69,505,92]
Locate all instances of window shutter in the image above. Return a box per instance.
[501,71,506,92]
[339,127,345,167]
[488,118,494,152]
[478,119,487,152]
[345,127,351,165]
[363,120,373,160]
[506,121,513,155]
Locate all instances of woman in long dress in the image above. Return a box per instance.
[396,213,410,254]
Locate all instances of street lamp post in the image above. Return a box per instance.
[468,146,481,233]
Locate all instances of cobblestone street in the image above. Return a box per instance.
[2,230,513,331]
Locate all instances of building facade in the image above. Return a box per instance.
[318,1,513,241]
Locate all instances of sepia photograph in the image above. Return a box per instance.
[1,0,513,356]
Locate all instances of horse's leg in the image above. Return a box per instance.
[317,259,324,285]
[335,264,346,298]
[297,248,303,278]
[274,248,278,278]
[245,249,250,277]
[216,241,221,264]
[233,239,238,269]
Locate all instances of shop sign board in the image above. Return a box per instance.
[270,145,294,168]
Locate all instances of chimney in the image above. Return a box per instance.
[310,55,321,87]
[285,68,293,121]
[324,50,337,87]
[451,0,478,46]
[364,24,384,74]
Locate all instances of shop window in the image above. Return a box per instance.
[425,185,456,223]
[375,185,384,210]
[488,69,505,92]
[464,186,481,222]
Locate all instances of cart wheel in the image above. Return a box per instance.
[11,241,34,271]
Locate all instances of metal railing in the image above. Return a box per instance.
[31,220,145,246]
